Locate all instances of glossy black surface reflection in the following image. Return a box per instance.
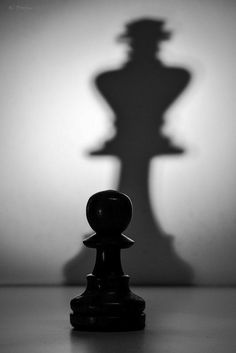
[64,18,194,285]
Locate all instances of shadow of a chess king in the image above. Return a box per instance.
[64,18,194,285]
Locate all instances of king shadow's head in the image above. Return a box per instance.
[117,18,171,60]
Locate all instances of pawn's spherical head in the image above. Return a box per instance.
[86,190,132,234]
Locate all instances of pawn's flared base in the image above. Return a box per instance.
[70,312,145,331]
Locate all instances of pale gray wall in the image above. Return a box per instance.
[0,0,235,285]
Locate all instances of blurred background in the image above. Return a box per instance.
[0,0,235,285]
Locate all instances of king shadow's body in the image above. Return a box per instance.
[64,19,194,285]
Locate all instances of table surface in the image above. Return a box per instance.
[0,286,236,353]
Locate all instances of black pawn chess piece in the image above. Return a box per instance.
[70,190,146,331]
